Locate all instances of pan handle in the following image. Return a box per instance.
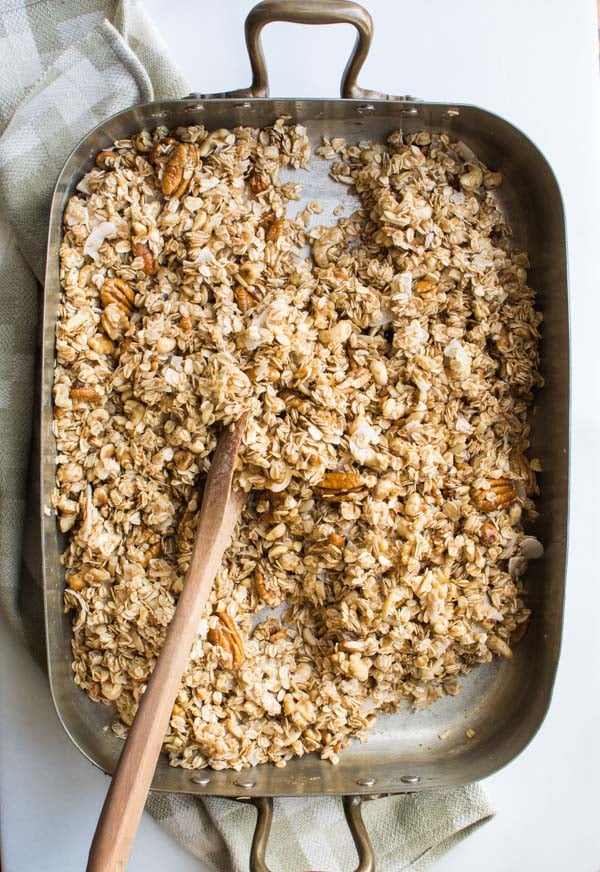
[247,795,376,872]
[243,0,378,99]
[192,0,395,101]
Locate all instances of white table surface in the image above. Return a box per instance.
[2,1,600,870]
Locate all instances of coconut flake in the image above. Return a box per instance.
[184,248,214,267]
[390,271,413,308]
[519,536,544,560]
[444,338,472,379]
[76,177,91,195]
[83,221,117,261]
[349,415,379,463]
[370,306,394,327]
[455,140,478,162]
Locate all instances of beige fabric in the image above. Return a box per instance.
[0,1,495,868]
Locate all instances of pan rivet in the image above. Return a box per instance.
[356,104,376,115]
[356,777,376,787]
[401,775,420,784]
[191,775,211,786]
[234,779,256,789]
[236,102,252,109]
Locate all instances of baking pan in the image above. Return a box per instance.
[41,2,569,867]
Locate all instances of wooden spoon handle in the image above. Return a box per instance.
[87,418,247,872]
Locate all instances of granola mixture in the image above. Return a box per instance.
[53,119,543,770]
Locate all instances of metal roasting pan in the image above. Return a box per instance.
[41,2,569,868]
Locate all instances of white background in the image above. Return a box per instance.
[2,1,600,870]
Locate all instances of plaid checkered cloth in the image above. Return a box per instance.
[0,1,494,869]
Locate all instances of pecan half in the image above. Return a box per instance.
[100,277,135,315]
[315,471,365,499]
[162,143,195,198]
[162,143,186,195]
[472,478,517,512]
[208,611,244,668]
[132,241,159,276]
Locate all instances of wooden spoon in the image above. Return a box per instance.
[87,414,248,872]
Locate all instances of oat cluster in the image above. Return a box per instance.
[54,119,543,770]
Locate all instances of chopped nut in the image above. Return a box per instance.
[404,492,422,517]
[348,652,370,682]
[88,334,115,355]
[460,165,483,192]
[254,566,279,606]
[174,449,194,470]
[96,150,118,169]
[312,225,344,267]
[101,682,122,701]
[510,452,537,497]
[248,169,269,194]
[66,573,85,591]
[487,636,513,658]
[369,359,388,385]
[149,136,177,165]
[238,261,264,286]
[140,541,161,568]
[319,320,353,346]
[483,171,502,189]
[414,279,436,294]
[266,217,288,242]
[480,520,499,545]
[156,336,176,354]
[510,621,529,646]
